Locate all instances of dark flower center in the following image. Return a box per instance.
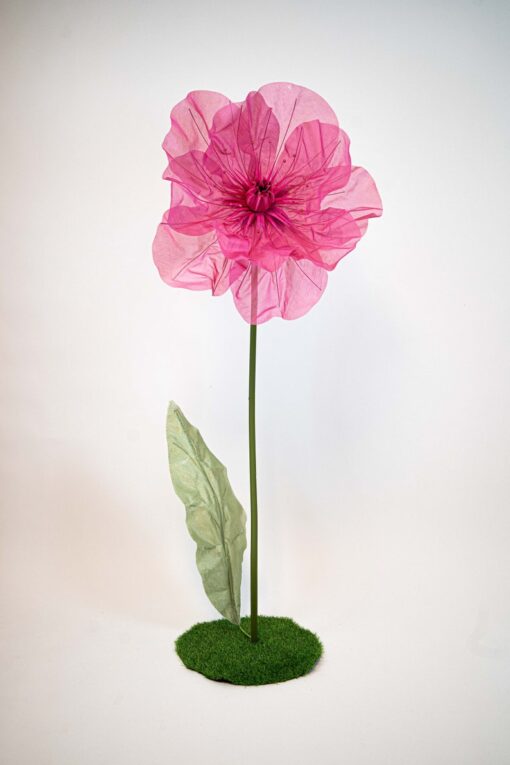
[246,179,275,213]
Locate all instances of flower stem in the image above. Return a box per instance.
[249,322,258,643]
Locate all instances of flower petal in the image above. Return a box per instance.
[163,90,230,158]
[216,221,291,272]
[164,150,226,202]
[293,209,370,270]
[258,83,339,142]
[166,204,217,236]
[274,121,350,194]
[229,259,327,324]
[288,167,383,270]
[153,219,231,295]
[209,91,280,182]
[325,165,383,219]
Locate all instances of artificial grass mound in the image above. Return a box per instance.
[175,615,322,686]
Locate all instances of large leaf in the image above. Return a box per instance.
[166,401,246,624]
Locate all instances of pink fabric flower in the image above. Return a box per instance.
[153,82,382,324]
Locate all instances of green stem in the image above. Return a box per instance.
[249,322,258,643]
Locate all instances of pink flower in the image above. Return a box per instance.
[153,82,382,324]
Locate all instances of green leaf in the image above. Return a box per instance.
[166,401,247,625]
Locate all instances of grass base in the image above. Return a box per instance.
[175,615,323,686]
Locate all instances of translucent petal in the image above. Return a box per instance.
[257,82,339,141]
[166,204,217,236]
[208,91,280,182]
[230,259,328,324]
[153,219,230,295]
[163,90,230,158]
[274,120,351,194]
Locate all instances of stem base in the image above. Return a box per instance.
[176,616,323,685]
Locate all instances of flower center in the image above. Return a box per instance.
[245,179,275,213]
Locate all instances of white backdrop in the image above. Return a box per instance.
[1,1,509,763]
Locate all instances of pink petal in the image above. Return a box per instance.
[230,259,328,324]
[153,220,230,295]
[216,227,251,261]
[274,121,350,193]
[257,83,339,141]
[166,204,217,236]
[163,90,230,158]
[164,150,225,202]
[217,221,292,271]
[293,210,370,270]
[208,91,280,181]
[237,91,280,179]
[302,166,383,270]
[325,165,383,218]
[205,101,246,181]
[288,203,358,241]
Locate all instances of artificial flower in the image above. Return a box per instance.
[153,82,382,323]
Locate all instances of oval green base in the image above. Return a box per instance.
[175,615,323,686]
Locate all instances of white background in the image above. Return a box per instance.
[1,0,509,763]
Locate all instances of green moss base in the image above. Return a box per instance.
[175,615,323,686]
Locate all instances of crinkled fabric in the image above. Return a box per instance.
[153,82,382,324]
